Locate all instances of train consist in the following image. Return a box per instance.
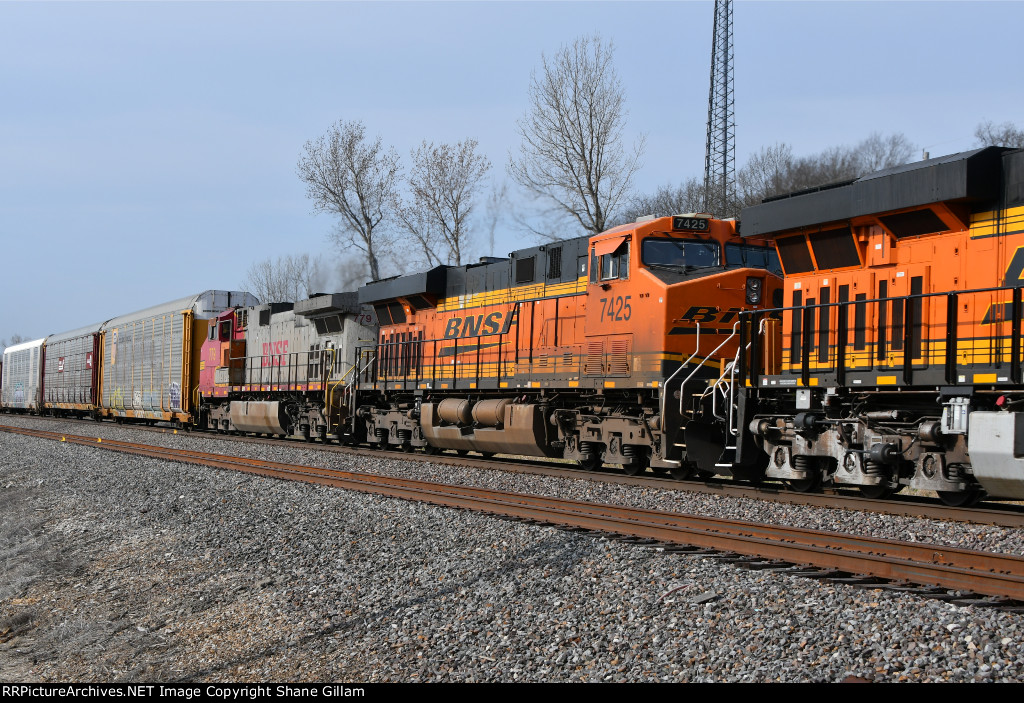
[4,145,1024,506]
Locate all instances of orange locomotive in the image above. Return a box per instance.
[735,146,1024,505]
[353,214,782,477]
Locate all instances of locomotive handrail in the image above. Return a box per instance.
[715,317,768,439]
[325,351,360,437]
[658,323,700,434]
[737,281,1024,387]
[680,322,739,417]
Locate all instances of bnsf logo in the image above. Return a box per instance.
[679,306,742,324]
[980,247,1024,324]
[262,340,289,366]
[443,310,516,339]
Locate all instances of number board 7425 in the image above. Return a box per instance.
[672,216,710,232]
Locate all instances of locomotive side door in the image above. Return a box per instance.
[584,236,634,382]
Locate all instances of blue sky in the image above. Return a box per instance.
[2,1,1023,338]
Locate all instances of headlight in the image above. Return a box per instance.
[746,277,763,305]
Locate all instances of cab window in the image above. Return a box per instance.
[600,242,630,281]
[642,238,720,272]
[725,243,783,276]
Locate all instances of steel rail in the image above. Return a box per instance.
[4,415,1024,528]
[7,425,1024,601]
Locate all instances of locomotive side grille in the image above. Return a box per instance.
[607,338,631,376]
[584,341,604,375]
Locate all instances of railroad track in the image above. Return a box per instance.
[5,423,1024,604]
[4,414,1024,528]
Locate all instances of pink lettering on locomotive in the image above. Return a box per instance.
[261,340,289,367]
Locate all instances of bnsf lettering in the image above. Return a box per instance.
[680,306,719,324]
[1002,247,1024,287]
[262,340,289,366]
[679,306,742,324]
[443,311,516,339]
[979,251,1024,324]
[482,312,503,335]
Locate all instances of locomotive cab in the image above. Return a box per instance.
[584,214,783,477]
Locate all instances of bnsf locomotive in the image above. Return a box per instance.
[5,146,1024,506]
[734,145,1024,505]
[353,214,781,476]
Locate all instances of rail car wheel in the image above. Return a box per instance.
[578,454,602,472]
[937,490,983,507]
[785,476,822,493]
[859,485,892,500]
[621,449,651,476]
[422,444,439,455]
[859,484,896,500]
[669,462,696,480]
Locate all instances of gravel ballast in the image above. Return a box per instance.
[1,415,1023,682]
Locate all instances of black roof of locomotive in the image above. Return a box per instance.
[358,235,590,306]
[740,146,1011,237]
[294,292,361,317]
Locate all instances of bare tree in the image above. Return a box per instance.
[734,132,915,211]
[396,139,492,266]
[481,179,509,258]
[243,254,326,303]
[736,143,797,208]
[297,120,401,281]
[616,177,708,224]
[975,120,1024,148]
[509,34,645,237]
[1,334,27,353]
[857,132,916,172]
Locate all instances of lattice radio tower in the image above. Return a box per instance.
[703,0,736,217]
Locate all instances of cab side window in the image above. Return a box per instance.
[600,242,630,281]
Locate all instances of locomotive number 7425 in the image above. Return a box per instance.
[599,296,632,322]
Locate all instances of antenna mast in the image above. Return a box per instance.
[703,0,736,217]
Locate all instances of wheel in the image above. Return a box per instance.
[302,425,313,443]
[422,444,439,455]
[480,451,496,459]
[578,454,602,471]
[621,461,643,476]
[456,449,470,456]
[785,475,822,493]
[859,484,895,500]
[937,490,983,507]
[400,443,413,453]
[669,462,696,480]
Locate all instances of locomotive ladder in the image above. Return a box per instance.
[708,318,765,468]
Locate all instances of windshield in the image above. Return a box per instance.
[725,243,783,276]
[641,238,720,272]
